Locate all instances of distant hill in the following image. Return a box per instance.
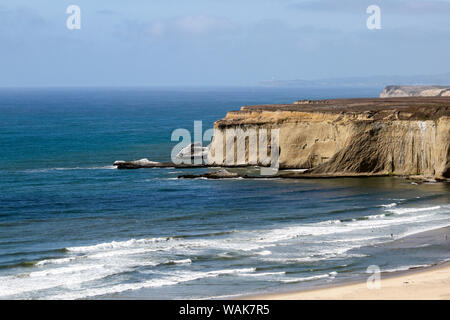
[259,73,450,88]
[380,85,450,97]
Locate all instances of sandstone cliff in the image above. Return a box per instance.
[380,86,450,98]
[207,98,450,179]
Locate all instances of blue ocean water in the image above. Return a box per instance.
[0,87,449,299]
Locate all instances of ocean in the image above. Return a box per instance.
[0,87,449,299]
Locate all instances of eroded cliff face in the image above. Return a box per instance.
[380,86,450,97]
[207,98,450,179]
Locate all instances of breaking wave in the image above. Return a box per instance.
[1,201,448,299]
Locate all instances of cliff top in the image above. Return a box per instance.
[229,97,450,121]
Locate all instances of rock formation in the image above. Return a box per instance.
[380,86,450,98]
[179,169,239,179]
[207,97,450,180]
[176,143,209,161]
[113,159,205,169]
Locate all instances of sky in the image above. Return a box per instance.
[0,0,449,87]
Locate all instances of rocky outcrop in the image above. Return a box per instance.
[380,86,450,98]
[113,159,206,169]
[179,169,239,179]
[207,98,450,179]
[176,143,209,161]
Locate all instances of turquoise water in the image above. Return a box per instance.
[0,87,449,299]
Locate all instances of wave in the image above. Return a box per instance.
[66,237,171,252]
[383,264,430,273]
[29,264,105,278]
[66,236,273,256]
[57,202,448,266]
[379,203,397,208]
[36,257,78,266]
[163,259,192,265]
[2,200,448,299]
[254,250,272,256]
[249,204,449,263]
[385,206,441,215]
[262,252,368,265]
[43,268,256,300]
[238,271,286,277]
[279,273,333,283]
[0,263,119,297]
[0,261,38,270]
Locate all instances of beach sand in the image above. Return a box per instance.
[240,226,450,300]
[245,262,450,300]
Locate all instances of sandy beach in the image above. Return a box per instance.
[245,262,450,300]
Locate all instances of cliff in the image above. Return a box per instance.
[207,97,450,179]
[380,86,450,98]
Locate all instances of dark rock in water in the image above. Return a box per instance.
[179,169,239,179]
[209,169,239,178]
[113,158,205,169]
[178,170,396,180]
[113,158,251,170]
[114,159,161,169]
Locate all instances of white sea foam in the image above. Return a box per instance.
[386,206,441,215]
[238,271,286,277]
[0,263,120,297]
[36,257,79,266]
[380,203,397,208]
[169,259,192,265]
[2,200,448,300]
[66,237,170,252]
[61,203,447,267]
[383,264,430,273]
[367,213,387,219]
[255,250,272,256]
[317,219,342,225]
[280,273,330,283]
[29,264,104,277]
[43,268,256,300]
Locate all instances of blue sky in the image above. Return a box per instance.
[0,0,449,86]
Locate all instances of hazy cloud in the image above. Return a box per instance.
[0,1,449,86]
[96,9,120,16]
[0,6,47,33]
[115,15,238,41]
[290,0,450,14]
